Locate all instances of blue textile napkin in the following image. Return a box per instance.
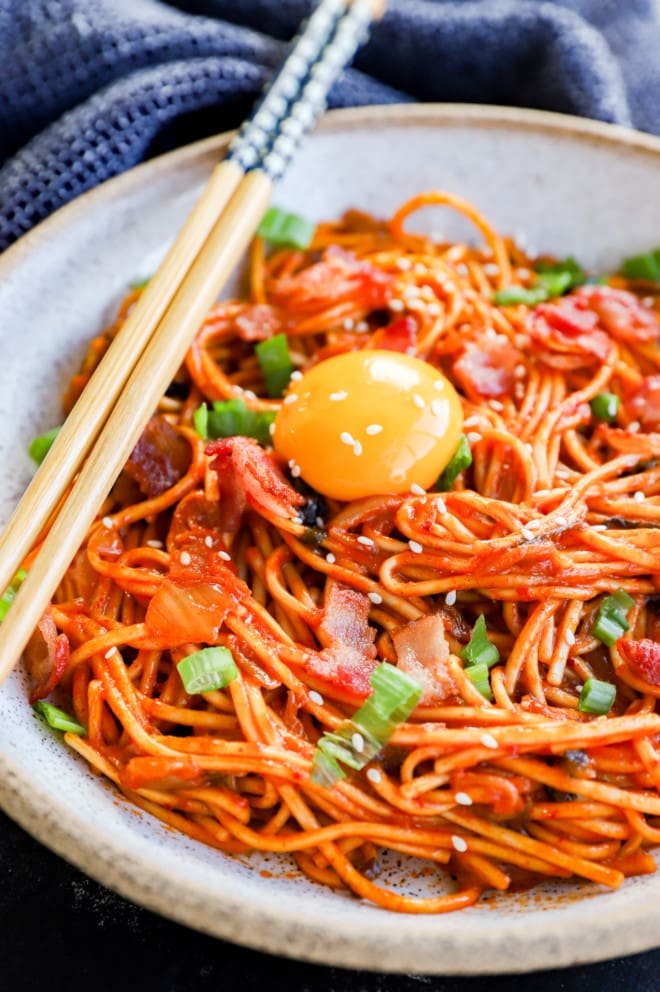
[1,0,659,251]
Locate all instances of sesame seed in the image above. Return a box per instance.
[366,424,383,436]
[146,539,163,548]
[356,321,369,333]
[525,442,534,453]
[352,732,365,753]
[283,393,298,405]
[204,536,213,548]
[326,552,336,564]
[515,334,529,350]
[180,551,191,566]
[340,431,354,445]
[290,370,303,381]
[368,591,383,604]
[555,469,570,480]
[409,540,423,554]
[555,516,568,528]
[389,299,405,312]
[592,524,608,531]
[434,380,445,392]
[565,631,576,646]
[427,303,442,317]
[628,421,641,433]
[431,399,443,416]
[445,590,457,606]
[315,516,324,528]
[516,267,532,279]
[484,263,500,276]
[463,416,480,428]
[396,258,412,271]
[466,432,482,444]
[269,422,276,436]
[521,527,534,540]
[410,483,425,496]
[218,550,231,561]
[243,389,257,400]
[414,263,427,275]
[104,647,117,659]
[366,767,382,784]
[309,690,324,706]
[634,491,646,502]
[489,399,504,412]
[343,318,355,330]
[413,394,425,409]
[353,441,363,457]
[485,328,497,340]
[481,733,498,750]
[456,263,469,276]
[451,835,468,853]
[291,464,302,477]
[357,535,374,547]
[102,517,113,528]
[454,792,473,806]
[436,497,447,513]
[404,285,421,299]
[514,364,526,379]
[330,390,348,401]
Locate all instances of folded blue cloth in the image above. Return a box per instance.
[1,0,658,251]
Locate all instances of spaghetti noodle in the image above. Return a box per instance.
[23,191,660,913]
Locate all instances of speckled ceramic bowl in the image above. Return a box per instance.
[1,106,660,974]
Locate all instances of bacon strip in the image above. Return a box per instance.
[392,613,456,705]
[305,583,378,698]
[24,610,69,703]
[126,416,191,498]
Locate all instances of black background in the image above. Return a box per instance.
[2,808,659,992]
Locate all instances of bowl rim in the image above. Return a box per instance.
[2,103,660,975]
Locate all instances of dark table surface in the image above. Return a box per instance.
[2,808,659,992]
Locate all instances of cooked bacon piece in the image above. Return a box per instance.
[392,613,456,705]
[269,247,392,314]
[306,583,378,698]
[529,295,611,364]
[120,756,204,791]
[369,316,417,354]
[234,304,284,342]
[623,375,660,430]
[126,416,191,498]
[207,436,304,529]
[576,286,659,344]
[452,334,522,399]
[24,610,69,703]
[617,637,660,686]
[595,425,660,459]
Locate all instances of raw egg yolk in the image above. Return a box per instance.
[272,350,463,501]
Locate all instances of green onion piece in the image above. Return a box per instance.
[592,589,634,646]
[590,392,620,422]
[436,435,473,491]
[460,614,500,669]
[367,661,423,725]
[204,398,276,447]
[621,249,660,282]
[255,334,294,398]
[578,677,616,715]
[33,700,86,735]
[464,661,493,701]
[257,206,316,250]
[496,257,586,308]
[177,646,238,694]
[494,285,548,307]
[193,403,209,440]
[0,568,28,622]
[310,747,346,788]
[535,256,586,289]
[29,426,61,465]
[534,270,574,298]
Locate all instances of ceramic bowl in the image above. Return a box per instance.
[1,106,660,974]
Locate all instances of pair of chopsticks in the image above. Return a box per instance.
[0,0,384,688]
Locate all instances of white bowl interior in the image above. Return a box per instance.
[1,106,660,973]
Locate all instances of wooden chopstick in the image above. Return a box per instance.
[0,0,383,688]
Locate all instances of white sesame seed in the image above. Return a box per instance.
[445,590,457,606]
[592,524,608,531]
[353,441,363,456]
[356,321,369,333]
[456,263,469,277]
[409,540,423,554]
[269,422,276,436]
[463,416,480,428]
[414,263,427,275]
[104,647,117,659]
[309,690,324,706]
[357,535,374,547]
[515,334,529,349]
[634,491,646,502]
[436,497,447,513]
[481,733,498,750]
[404,285,421,299]
[628,421,641,433]
[389,299,405,312]
[366,767,382,784]
[368,591,383,604]
[431,399,443,416]
[516,267,532,279]
[330,390,348,402]
[204,536,213,548]
[343,318,355,330]
[555,516,568,528]
[525,442,534,453]
[454,792,473,806]
[427,303,442,317]
[290,370,303,381]
[484,327,497,341]
[326,552,336,564]
[413,394,425,409]
[340,431,354,445]
[243,389,257,400]
[565,631,576,646]
[219,550,231,561]
[283,393,298,405]
[410,483,425,496]
[146,539,163,548]
[555,469,570,480]
[514,364,527,379]
[395,258,412,271]
[352,732,365,753]
[489,399,504,412]
[291,464,302,477]
[466,432,482,444]
[102,517,113,528]
[521,527,534,540]
[180,551,191,566]
[366,424,383,436]
[451,835,468,853]
[643,296,654,307]
[433,380,445,392]
[315,516,324,528]
[484,263,500,276]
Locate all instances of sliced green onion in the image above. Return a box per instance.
[495,257,585,308]
[177,646,238,694]
[255,333,294,398]
[310,662,423,787]
[578,677,616,715]
[460,614,500,669]
[464,661,493,701]
[201,398,275,447]
[621,249,660,282]
[535,256,585,289]
[29,426,61,465]
[257,206,316,250]
[33,700,86,735]
[494,285,548,307]
[0,569,27,623]
[436,435,473,491]
[590,392,620,422]
[193,403,209,440]
[592,589,634,646]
